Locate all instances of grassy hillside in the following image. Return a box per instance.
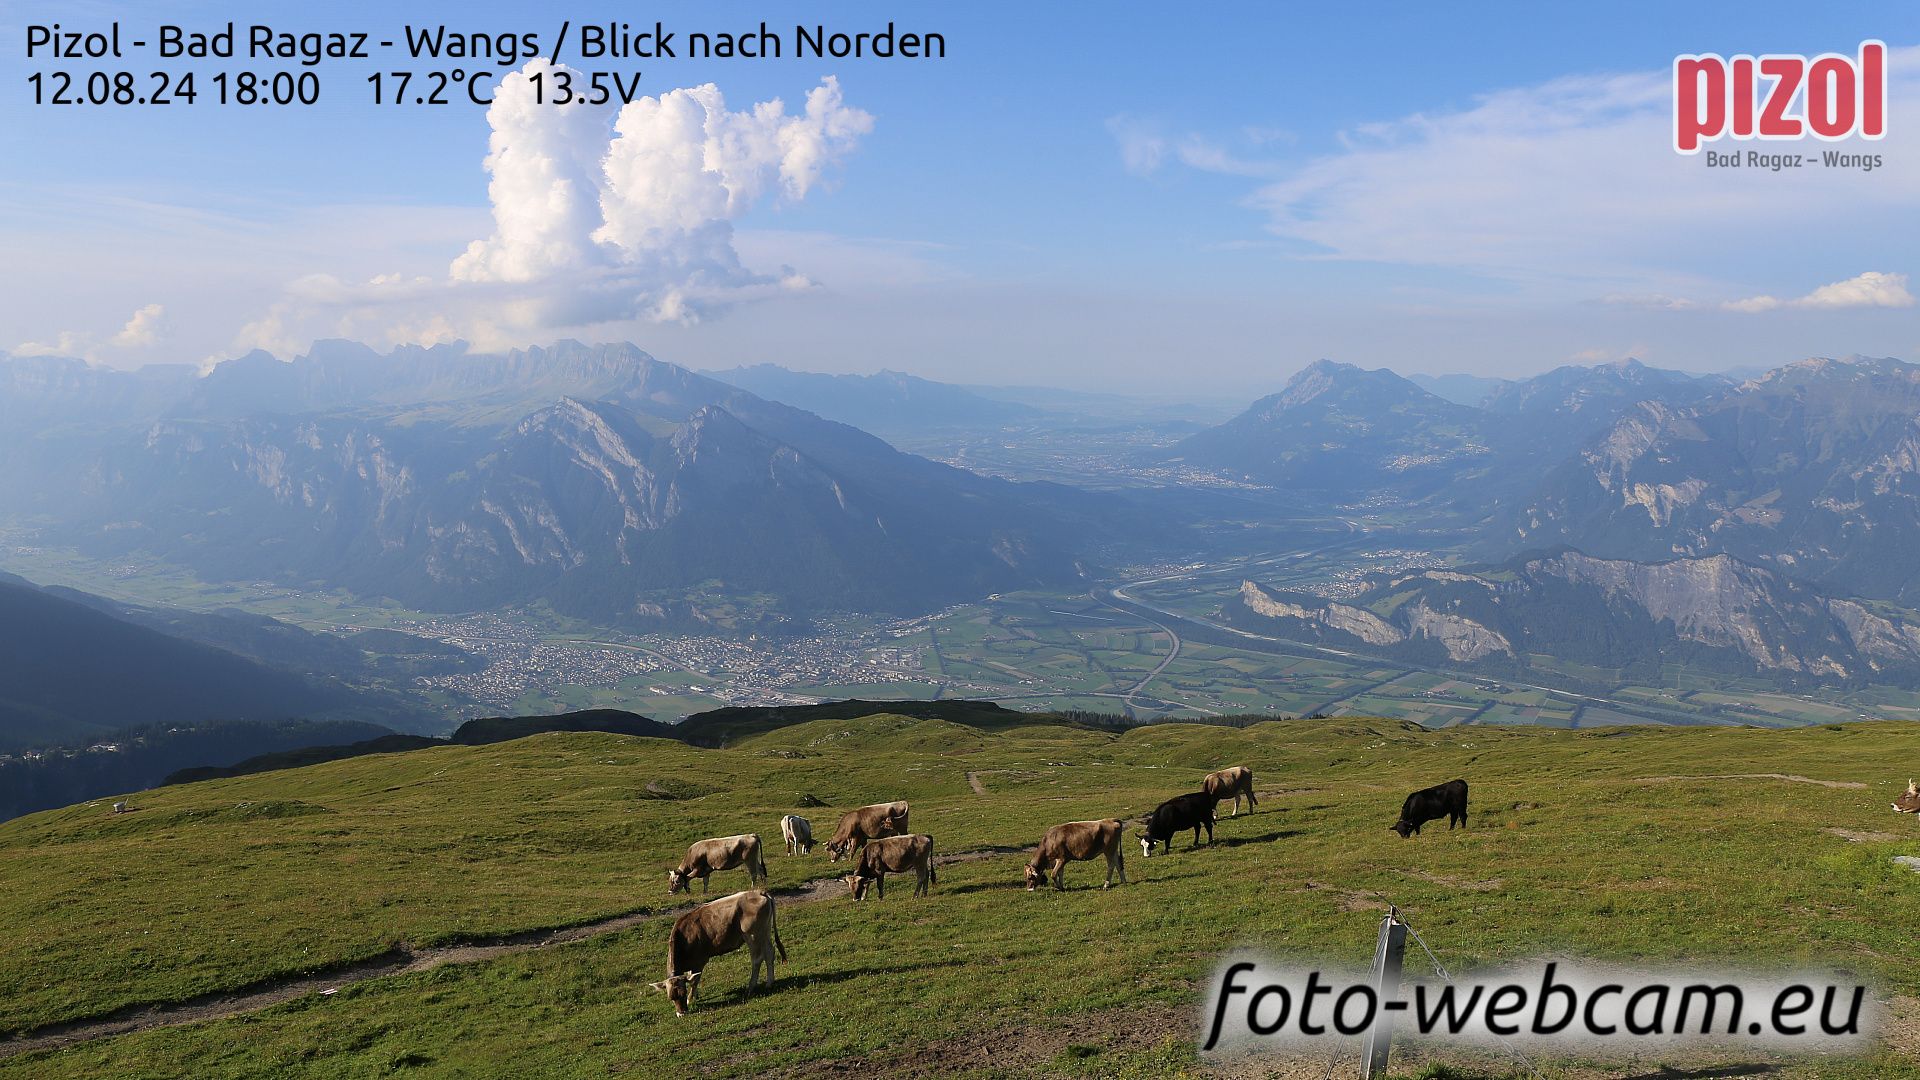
[4,715,1920,1077]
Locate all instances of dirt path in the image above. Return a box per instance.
[0,847,1022,1060]
[967,771,988,796]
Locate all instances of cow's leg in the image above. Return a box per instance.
[1051,858,1066,891]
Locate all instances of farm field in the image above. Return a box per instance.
[4,714,1920,1077]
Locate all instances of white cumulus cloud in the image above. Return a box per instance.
[231,64,872,355]
[1723,271,1916,313]
[111,303,166,347]
[15,302,166,361]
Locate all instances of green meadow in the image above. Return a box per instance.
[4,715,1920,1077]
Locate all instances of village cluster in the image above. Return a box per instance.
[645,769,1472,1015]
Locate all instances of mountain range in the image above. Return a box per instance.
[1228,548,1920,686]
[0,575,410,754]
[1518,356,1920,606]
[8,339,1920,750]
[1162,358,1729,506]
[0,341,1104,626]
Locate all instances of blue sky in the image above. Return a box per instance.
[3,1,1917,394]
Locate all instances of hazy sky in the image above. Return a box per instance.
[3,2,1917,395]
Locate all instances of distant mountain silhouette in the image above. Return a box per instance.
[0,577,404,754]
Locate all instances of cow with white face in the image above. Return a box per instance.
[649,890,785,1015]
[1894,779,1920,815]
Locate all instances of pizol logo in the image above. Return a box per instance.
[1674,40,1887,154]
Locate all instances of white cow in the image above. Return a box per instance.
[780,814,815,855]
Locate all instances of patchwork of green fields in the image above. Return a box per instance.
[5,716,1920,1077]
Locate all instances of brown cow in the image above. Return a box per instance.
[1204,766,1258,817]
[1895,779,1920,814]
[668,833,768,894]
[842,833,936,900]
[648,889,785,1015]
[824,801,910,861]
[1026,819,1126,892]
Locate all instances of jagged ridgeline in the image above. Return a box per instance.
[0,341,1108,626]
[1229,550,1920,687]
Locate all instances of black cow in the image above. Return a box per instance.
[1140,792,1215,857]
[1390,779,1469,838]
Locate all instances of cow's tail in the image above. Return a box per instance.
[771,895,788,961]
[752,833,769,884]
[928,835,937,884]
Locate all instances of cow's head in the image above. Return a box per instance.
[1139,834,1158,859]
[1389,820,1415,839]
[843,872,873,900]
[1894,779,1920,815]
[648,970,703,1015]
[825,840,849,862]
[666,868,692,894]
[1024,863,1045,891]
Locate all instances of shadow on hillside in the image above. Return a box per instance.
[1130,869,1206,884]
[784,957,970,992]
[944,880,1024,896]
[1620,1065,1780,1079]
[1216,829,1304,847]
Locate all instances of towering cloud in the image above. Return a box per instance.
[450,64,872,325]
[229,64,872,354]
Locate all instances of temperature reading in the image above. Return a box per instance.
[367,69,496,106]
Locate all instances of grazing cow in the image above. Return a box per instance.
[1390,779,1469,838]
[824,801,910,862]
[1026,819,1127,891]
[842,833,936,900]
[1894,780,1920,815]
[648,889,785,1015]
[668,834,769,894]
[1203,766,1258,817]
[1140,792,1216,857]
[781,814,815,855]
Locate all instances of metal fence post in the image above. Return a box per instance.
[1361,906,1407,1080]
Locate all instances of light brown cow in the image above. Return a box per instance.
[1026,819,1127,891]
[668,833,769,894]
[1204,766,1258,817]
[1895,779,1920,815]
[824,801,910,861]
[842,833,936,900]
[648,889,785,1015]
